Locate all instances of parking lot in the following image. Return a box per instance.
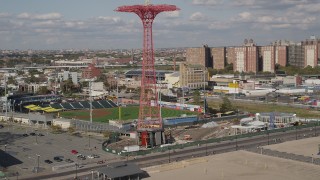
[0,123,119,178]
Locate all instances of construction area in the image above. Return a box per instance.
[105,120,236,152]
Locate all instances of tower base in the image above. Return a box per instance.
[138,130,166,148]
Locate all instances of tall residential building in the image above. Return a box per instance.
[233,40,258,73]
[226,47,236,65]
[261,46,275,72]
[211,47,226,70]
[234,47,246,72]
[186,45,212,68]
[302,36,320,67]
[288,44,304,68]
[246,46,258,73]
[275,46,287,67]
[179,63,208,89]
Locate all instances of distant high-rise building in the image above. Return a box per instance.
[234,47,246,72]
[275,46,287,67]
[233,40,258,73]
[226,47,236,65]
[186,45,212,68]
[302,36,320,67]
[211,47,226,70]
[261,46,275,72]
[246,46,258,73]
[288,43,305,68]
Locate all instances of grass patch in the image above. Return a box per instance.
[208,99,320,118]
[59,106,198,123]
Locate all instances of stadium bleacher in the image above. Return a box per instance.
[50,104,63,109]
[61,103,74,110]
[92,101,104,109]
[79,101,91,109]
[98,100,112,108]
[48,100,117,111]
[108,101,118,107]
[70,102,84,109]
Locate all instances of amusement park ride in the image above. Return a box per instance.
[116,0,180,147]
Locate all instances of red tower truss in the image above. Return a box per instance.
[116,4,179,133]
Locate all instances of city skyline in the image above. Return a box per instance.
[0,0,320,50]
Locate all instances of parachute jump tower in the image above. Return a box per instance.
[116,1,179,147]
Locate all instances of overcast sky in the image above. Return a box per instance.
[0,0,319,50]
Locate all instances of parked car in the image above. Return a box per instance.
[71,150,78,154]
[37,133,44,136]
[22,134,29,137]
[53,156,63,162]
[0,124,4,129]
[44,160,53,164]
[88,154,100,159]
[97,160,105,164]
[65,159,74,163]
[29,132,36,136]
[77,154,86,160]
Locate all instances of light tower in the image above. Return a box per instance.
[116,1,179,147]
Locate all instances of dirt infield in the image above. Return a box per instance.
[74,109,111,119]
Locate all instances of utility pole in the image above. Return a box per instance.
[205,141,208,156]
[168,147,171,163]
[4,76,7,121]
[75,163,78,179]
[36,154,40,173]
[203,70,206,114]
[89,80,93,124]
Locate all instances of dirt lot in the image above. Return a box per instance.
[145,150,320,180]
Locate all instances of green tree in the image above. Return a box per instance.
[37,86,50,95]
[7,76,16,85]
[220,96,234,113]
[193,90,201,104]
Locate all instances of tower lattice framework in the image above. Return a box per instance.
[116,4,179,132]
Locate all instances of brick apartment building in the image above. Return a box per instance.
[186,45,212,68]
[82,64,101,79]
[211,47,226,70]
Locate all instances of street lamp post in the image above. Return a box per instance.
[91,170,94,180]
[203,70,207,114]
[168,147,171,163]
[36,154,40,173]
[88,135,91,149]
[75,163,78,179]
[235,135,238,150]
[36,133,38,144]
[89,80,93,124]
[4,144,7,152]
[205,141,208,156]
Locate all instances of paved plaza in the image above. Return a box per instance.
[0,123,119,179]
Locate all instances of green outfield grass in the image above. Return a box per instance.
[59,106,199,123]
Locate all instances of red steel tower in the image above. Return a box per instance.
[116,2,179,147]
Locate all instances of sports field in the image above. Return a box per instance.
[59,106,199,123]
